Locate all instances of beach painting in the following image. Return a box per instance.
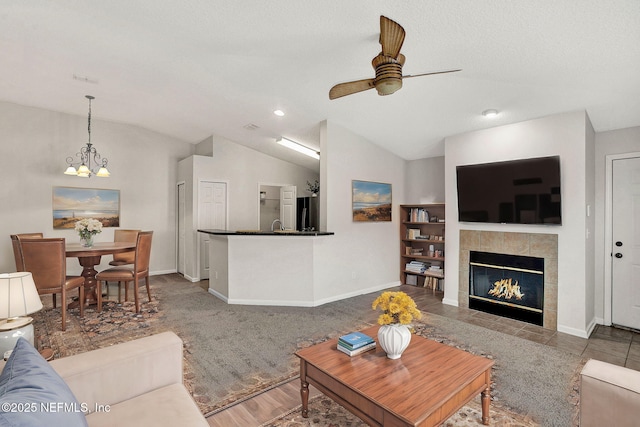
[352,180,392,222]
[53,187,120,229]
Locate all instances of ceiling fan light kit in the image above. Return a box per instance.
[329,16,460,100]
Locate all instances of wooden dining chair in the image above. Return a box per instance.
[109,229,140,266]
[10,233,44,271]
[18,237,85,331]
[96,231,153,313]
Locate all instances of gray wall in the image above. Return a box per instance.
[0,101,194,275]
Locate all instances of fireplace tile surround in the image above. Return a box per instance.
[459,230,558,330]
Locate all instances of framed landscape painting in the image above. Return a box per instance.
[53,187,120,229]
[352,180,392,222]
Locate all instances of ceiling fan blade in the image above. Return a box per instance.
[329,79,376,100]
[379,16,405,59]
[403,69,462,79]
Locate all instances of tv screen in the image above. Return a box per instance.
[456,156,561,225]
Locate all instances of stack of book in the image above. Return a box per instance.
[405,260,428,273]
[337,331,376,356]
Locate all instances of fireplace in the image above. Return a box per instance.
[469,251,544,326]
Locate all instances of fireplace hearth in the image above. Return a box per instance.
[469,251,544,326]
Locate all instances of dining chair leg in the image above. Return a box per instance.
[117,281,122,303]
[79,285,85,318]
[52,293,57,309]
[61,289,67,332]
[124,281,129,302]
[133,276,140,313]
[97,280,103,312]
[145,274,152,302]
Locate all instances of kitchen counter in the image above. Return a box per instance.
[198,229,334,306]
[198,229,334,236]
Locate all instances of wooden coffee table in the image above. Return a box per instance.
[295,325,494,426]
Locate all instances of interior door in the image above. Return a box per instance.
[612,156,640,329]
[177,182,186,276]
[199,181,227,279]
[280,185,296,230]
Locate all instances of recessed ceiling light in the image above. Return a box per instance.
[273,109,285,117]
[482,109,499,118]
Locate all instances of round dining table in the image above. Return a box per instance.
[66,242,136,306]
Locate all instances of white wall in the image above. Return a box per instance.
[0,101,193,275]
[314,120,405,302]
[594,126,640,322]
[405,156,446,203]
[444,111,593,337]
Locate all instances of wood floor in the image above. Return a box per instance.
[205,284,640,426]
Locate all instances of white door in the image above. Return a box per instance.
[612,156,640,329]
[199,181,227,279]
[177,182,186,276]
[280,185,296,230]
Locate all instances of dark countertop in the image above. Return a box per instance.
[198,229,334,236]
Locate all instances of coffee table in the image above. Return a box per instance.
[295,325,494,426]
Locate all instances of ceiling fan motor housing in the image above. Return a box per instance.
[372,54,403,95]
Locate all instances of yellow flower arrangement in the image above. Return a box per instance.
[372,291,422,325]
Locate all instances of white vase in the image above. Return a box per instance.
[377,324,411,359]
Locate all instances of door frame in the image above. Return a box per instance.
[256,182,295,230]
[604,152,640,325]
[176,180,186,276]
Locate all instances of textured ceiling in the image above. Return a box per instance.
[1,1,639,171]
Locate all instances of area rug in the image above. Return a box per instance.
[260,394,538,427]
[31,274,583,426]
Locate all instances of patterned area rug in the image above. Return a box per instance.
[260,394,538,426]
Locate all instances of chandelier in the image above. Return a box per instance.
[64,95,110,178]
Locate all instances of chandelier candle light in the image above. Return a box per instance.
[372,291,422,359]
[64,95,110,178]
[75,218,103,247]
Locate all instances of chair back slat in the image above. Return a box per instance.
[112,229,140,264]
[10,233,44,271]
[134,231,153,274]
[19,237,66,291]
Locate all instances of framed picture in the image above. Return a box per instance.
[53,187,120,229]
[352,180,392,222]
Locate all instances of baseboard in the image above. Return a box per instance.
[208,288,229,303]
[557,323,590,339]
[217,281,401,307]
[150,269,177,276]
[442,297,459,307]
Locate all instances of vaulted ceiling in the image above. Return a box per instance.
[1,1,639,171]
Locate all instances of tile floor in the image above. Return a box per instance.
[411,286,640,371]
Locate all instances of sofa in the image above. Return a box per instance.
[580,358,640,427]
[0,331,208,426]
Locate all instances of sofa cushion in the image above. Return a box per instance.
[0,338,88,427]
[85,383,208,427]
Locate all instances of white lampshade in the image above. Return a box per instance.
[0,272,43,319]
[64,166,78,175]
[96,166,110,177]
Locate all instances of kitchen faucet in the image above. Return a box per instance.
[271,219,284,231]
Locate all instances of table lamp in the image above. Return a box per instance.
[0,272,43,358]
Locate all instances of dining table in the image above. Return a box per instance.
[66,241,136,306]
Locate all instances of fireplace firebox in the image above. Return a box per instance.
[469,251,544,326]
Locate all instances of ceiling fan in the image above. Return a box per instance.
[329,16,461,100]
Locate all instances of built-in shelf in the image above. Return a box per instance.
[399,204,445,291]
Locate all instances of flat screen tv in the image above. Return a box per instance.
[456,156,561,225]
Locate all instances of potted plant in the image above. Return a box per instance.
[372,291,422,359]
[306,179,319,197]
[75,218,103,247]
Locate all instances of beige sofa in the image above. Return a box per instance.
[50,331,208,426]
[580,358,640,427]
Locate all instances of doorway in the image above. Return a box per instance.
[605,153,640,329]
[258,183,296,230]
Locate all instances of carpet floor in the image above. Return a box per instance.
[32,274,584,426]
